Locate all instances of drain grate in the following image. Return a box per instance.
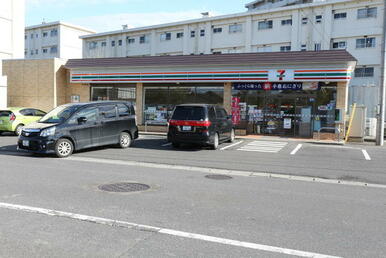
[98,182,150,192]
[205,174,233,180]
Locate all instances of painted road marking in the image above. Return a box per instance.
[362,149,371,161]
[220,141,244,151]
[238,141,288,153]
[162,142,172,147]
[290,144,303,155]
[0,202,340,258]
[65,156,386,189]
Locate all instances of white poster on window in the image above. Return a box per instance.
[284,118,292,129]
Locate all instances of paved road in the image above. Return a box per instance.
[1,134,385,184]
[0,134,386,257]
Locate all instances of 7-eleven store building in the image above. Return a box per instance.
[65,50,356,138]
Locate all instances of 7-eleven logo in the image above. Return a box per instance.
[277,70,286,81]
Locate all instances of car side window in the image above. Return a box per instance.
[99,105,117,119]
[68,107,98,125]
[215,108,226,119]
[117,104,130,117]
[33,109,46,116]
[208,107,216,121]
[19,109,34,116]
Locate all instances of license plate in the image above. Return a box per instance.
[182,126,192,131]
[22,140,29,147]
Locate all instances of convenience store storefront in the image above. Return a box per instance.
[66,51,356,138]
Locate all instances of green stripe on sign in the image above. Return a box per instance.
[294,73,349,77]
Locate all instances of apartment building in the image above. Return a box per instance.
[25,21,95,59]
[81,0,384,119]
[0,0,25,108]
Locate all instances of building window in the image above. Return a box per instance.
[354,67,374,77]
[50,29,58,37]
[176,32,184,38]
[111,40,115,47]
[332,41,346,49]
[301,44,307,51]
[281,19,292,26]
[24,50,27,55]
[160,32,171,41]
[257,45,272,52]
[43,31,48,37]
[101,41,107,47]
[50,46,58,53]
[334,12,347,19]
[200,29,205,37]
[302,17,308,25]
[35,49,39,54]
[140,35,149,44]
[30,50,34,55]
[357,7,377,19]
[315,15,323,23]
[280,46,291,52]
[190,31,196,37]
[356,37,376,48]
[42,48,48,54]
[212,51,222,54]
[213,27,223,33]
[88,41,98,49]
[127,37,135,44]
[118,39,122,46]
[229,24,242,33]
[24,35,27,40]
[314,43,322,51]
[258,20,273,30]
[30,34,34,39]
[36,34,39,38]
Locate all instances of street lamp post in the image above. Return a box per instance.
[376,3,386,146]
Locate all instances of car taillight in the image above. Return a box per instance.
[9,113,16,121]
[169,120,211,127]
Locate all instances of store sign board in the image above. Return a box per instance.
[233,82,303,90]
[70,68,352,83]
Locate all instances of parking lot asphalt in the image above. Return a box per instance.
[1,134,386,185]
[0,152,385,257]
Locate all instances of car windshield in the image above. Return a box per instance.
[172,106,206,121]
[39,105,80,123]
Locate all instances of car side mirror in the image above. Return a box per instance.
[77,117,87,124]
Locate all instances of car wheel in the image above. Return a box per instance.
[228,129,235,143]
[15,124,24,136]
[211,133,219,150]
[55,138,74,158]
[172,142,180,148]
[119,132,132,148]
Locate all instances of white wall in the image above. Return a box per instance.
[0,0,25,108]
[81,0,384,117]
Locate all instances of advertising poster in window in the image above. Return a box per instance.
[231,97,241,125]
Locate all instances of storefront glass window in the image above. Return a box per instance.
[91,85,136,105]
[144,84,223,123]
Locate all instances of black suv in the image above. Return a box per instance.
[18,101,138,158]
[167,104,235,149]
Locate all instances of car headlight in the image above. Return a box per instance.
[40,127,56,137]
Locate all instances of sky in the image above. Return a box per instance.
[25,0,248,32]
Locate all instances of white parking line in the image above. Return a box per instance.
[361,149,371,161]
[290,144,303,155]
[161,142,172,147]
[0,202,340,258]
[220,140,244,151]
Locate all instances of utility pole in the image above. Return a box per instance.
[376,2,386,146]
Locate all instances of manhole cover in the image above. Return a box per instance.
[98,182,150,192]
[205,174,233,180]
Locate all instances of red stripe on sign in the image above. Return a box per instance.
[71,78,268,82]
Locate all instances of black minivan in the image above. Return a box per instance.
[18,101,138,158]
[167,104,235,150]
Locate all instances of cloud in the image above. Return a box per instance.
[68,11,221,32]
